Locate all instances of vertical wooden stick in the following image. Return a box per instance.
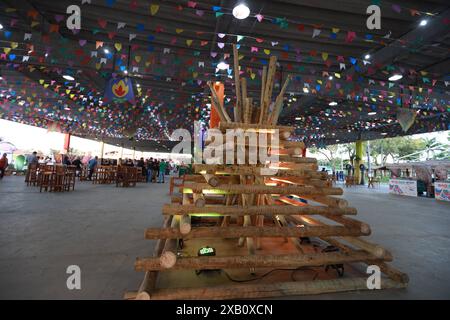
[233,44,242,122]
[259,66,267,124]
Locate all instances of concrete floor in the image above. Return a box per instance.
[0,176,449,299]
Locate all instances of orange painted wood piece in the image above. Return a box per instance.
[209,82,224,129]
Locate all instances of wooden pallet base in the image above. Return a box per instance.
[128,230,407,300]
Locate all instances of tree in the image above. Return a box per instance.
[341,143,356,165]
[309,144,341,171]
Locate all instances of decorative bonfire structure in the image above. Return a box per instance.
[129,45,408,300]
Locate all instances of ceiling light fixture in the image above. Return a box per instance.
[364,54,371,59]
[388,74,403,81]
[232,3,250,20]
[63,75,75,81]
[295,117,302,120]
[328,76,333,80]
[104,48,110,54]
[0,24,3,30]
[419,19,428,26]
[124,70,128,74]
[381,132,388,135]
[368,111,377,115]
[303,88,309,93]
[217,61,229,70]
[329,101,338,106]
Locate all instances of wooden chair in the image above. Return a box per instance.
[79,165,89,181]
[127,167,138,187]
[116,166,127,187]
[65,165,77,191]
[51,165,66,192]
[26,163,39,186]
[345,176,355,188]
[39,165,55,192]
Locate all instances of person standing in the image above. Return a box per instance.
[151,159,159,183]
[0,153,8,179]
[158,159,167,183]
[63,155,71,166]
[72,157,82,177]
[88,156,98,180]
[26,151,38,166]
[146,157,153,183]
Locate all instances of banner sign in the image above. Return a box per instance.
[104,77,135,103]
[389,179,417,197]
[434,182,450,202]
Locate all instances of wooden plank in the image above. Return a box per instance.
[186,183,343,196]
[218,122,294,132]
[162,203,357,216]
[135,250,378,271]
[144,225,364,240]
[145,278,406,300]
[232,44,241,122]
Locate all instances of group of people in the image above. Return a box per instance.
[1,150,190,183]
[83,156,180,183]
[136,158,172,183]
[333,170,345,181]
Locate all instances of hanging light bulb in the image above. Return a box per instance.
[232,3,250,20]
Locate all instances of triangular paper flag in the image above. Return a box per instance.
[150,4,159,15]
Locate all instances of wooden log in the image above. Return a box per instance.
[182,192,192,205]
[193,193,206,207]
[244,98,253,124]
[288,215,402,279]
[276,162,319,171]
[205,139,304,151]
[159,216,180,269]
[262,55,277,123]
[270,75,292,125]
[277,155,317,163]
[322,214,371,236]
[162,203,356,216]
[252,104,260,124]
[145,278,406,300]
[136,216,172,300]
[270,147,303,156]
[232,44,241,122]
[207,81,231,122]
[241,78,248,123]
[270,177,331,188]
[136,250,378,271]
[259,66,267,124]
[194,164,324,179]
[144,225,364,240]
[277,215,304,253]
[201,173,220,187]
[372,261,409,284]
[179,214,191,235]
[218,122,294,133]
[339,237,392,260]
[280,140,306,149]
[188,183,343,196]
[299,195,348,208]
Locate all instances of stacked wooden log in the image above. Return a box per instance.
[130,48,407,300]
